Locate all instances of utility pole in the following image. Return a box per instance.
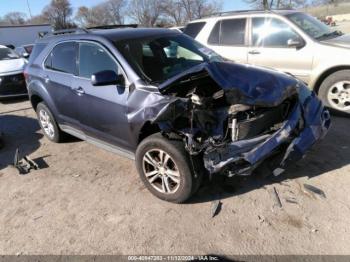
[26,0,33,19]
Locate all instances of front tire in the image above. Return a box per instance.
[36,102,63,143]
[318,70,350,113]
[135,133,202,203]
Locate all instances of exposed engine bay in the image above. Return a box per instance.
[129,61,331,177]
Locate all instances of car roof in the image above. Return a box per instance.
[187,9,301,23]
[36,28,178,44]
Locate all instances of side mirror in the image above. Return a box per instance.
[91,70,124,86]
[287,38,305,49]
[22,52,30,59]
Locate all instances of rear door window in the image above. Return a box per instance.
[183,22,206,38]
[208,18,247,46]
[45,42,78,75]
[221,18,246,45]
[208,22,220,45]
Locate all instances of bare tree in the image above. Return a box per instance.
[42,0,74,29]
[128,0,165,27]
[75,0,127,27]
[245,0,306,9]
[2,12,27,25]
[163,0,222,25]
[104,0,127,24]
[162,0,187,25]
[27,14,50,25]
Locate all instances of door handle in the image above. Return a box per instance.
[73,87,85,95]
[44,75,50,83]
[248,50,261,55]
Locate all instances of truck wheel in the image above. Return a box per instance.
[36,102,63,143]
[318,70,350,113]
[135,133,202,203]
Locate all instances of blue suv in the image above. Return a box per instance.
[26,28,330,203]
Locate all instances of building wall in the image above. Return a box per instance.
[0,25,52,47]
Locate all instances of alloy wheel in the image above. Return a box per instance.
[39,109,55,139]
[142,149,180,194]
[327,81,350,111]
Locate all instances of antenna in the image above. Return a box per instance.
[26,0,33,19]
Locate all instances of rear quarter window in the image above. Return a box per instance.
[28,43,46,64]
[184,22,206,38]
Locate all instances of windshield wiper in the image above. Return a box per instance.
[317,30,343,40]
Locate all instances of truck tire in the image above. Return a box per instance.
[318,70,350,113]
[135,133,202,203]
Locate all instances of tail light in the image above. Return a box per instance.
[23,69,29,81]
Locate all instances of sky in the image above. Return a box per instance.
[0,0,250,17]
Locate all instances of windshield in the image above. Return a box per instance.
[0,47,20,61]
[114,33,222,84]
[287,12,341,40]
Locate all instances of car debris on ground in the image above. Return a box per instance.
[211,200,222,218]
[13,148,39,175]
[303,184,327,199]
[273,187,283,208]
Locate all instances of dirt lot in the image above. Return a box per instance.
[0,99,350,255]
[335,20,350,34]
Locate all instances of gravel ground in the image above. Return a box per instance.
[0,99,350,255]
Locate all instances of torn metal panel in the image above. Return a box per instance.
[158,61,299,107]
[126,61,330,176]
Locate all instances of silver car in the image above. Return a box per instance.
[185,10,350,113]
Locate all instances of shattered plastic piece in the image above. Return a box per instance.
[304,184,326,199]
[13,148,39,175]
[273,168,285,177]
[273,187,283,208]
[211,200,222,218]
[285,198,298,204]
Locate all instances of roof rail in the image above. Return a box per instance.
[87,24,138,30]
[202,9,269,18]
[52,28,89,35]
[40,28,89,38]
[201,8,295,18]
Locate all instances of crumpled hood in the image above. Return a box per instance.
[0,58,25,75]
[321,34,350,48]
[158,61,299,107]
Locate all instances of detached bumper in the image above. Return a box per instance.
[204,91,331,175]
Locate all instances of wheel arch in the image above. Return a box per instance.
[30,94,43,110]
[137,121,161,145]
[313,66,350,94]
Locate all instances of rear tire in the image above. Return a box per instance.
[318,70,350,113]
[36,102,63,143]
[135,133,202,203]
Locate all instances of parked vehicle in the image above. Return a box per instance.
[0,45,27,99]
[184,10,350,113]
[26,28,330,203]
[15,44,34,60]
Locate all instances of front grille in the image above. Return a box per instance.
[0,73,27,96]
[236,98,296,140]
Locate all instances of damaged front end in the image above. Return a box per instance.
[151,62,331,177]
